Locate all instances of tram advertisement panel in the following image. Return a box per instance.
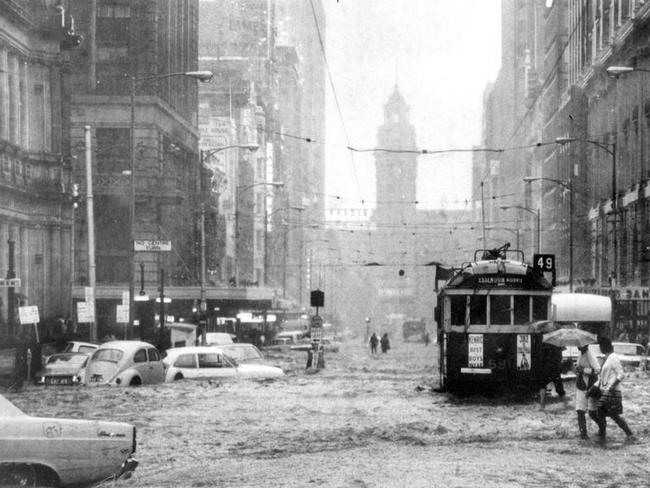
[468,334,483,367]
[516,334,531,370]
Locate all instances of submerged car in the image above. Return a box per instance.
[162,346,284,382]
[85,340,165,386]
[0,394,137,487]
[204,332,235,346]
[35,352,89,386]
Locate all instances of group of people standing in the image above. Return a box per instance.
[572,336,635,443]
[369,333,390,355]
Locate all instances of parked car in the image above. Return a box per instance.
[588,342,648,371]
[219,343,266,364]
[85,341,165,386]
[35,352,90,386]
[162,346,284,382]
[272,330,309,346]
[204,332,235,346]
[62,341,99,354]
[0,394,137,487]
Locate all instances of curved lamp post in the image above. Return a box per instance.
[129,70,213,335]
[523,175,573,292]
[555,136,616,290]
[234,181,284,287]
[198,144,258,312]
[499,204,541,255]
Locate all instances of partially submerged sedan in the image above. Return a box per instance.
[85,340,165,386]
[0,394,137,487]
[162,346,284,382]
[35,352,89,386]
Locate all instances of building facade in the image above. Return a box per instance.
[0,1,73,338]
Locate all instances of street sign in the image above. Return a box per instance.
[116,304,129,324]
[311,327,322,342]
[77,302,95,323]
[311,315,323,329]
[134,240,172,252]
[19,305,39,325]
[0,278,20,287]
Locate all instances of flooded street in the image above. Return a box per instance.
[5,339,650,488]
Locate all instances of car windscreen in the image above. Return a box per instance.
[47,354,88,365]
[614,344,641,356]
[223,346,262,361]
[91,349,124,363]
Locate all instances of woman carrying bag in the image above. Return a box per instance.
[574,343,600,440]
[593,336,635,443]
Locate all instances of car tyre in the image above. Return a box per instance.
[173,373,184,381]
[129,376,142,386]
[0,463,60,487]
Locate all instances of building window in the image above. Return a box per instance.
[96,128,130,173]
[97,3,131,18]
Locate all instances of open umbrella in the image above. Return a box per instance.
[543,328,597,348]
[527,320,557,334]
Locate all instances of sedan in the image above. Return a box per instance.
[85,341,165,386]
[0,394,137,487]
[162,346,284,382]
[35,352,89,386]
[588,342,648,371]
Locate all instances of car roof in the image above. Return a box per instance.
[68,341,98,348]
[165,346,225,356]
[97,340,157,352]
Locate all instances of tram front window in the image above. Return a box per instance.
[514,295,529,323]
[532,296,549,320]
[491,295,510,325]
[470,295,486,324]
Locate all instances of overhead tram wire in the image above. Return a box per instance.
[308,0,365,205]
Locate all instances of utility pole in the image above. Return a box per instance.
[85,126,97,342]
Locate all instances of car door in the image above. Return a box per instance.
[146,348,165,383]
[197,352,237,379]
[132,348,149,381]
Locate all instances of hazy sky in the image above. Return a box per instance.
[323,1,502,211]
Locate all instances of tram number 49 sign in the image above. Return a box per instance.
[533,254,555,272]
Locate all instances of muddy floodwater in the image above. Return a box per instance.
[6,340,650,487]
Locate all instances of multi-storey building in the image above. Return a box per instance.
[0,1,74,338]
[198,0,327,317]
[66,0,204,340]
[481,0,650,337]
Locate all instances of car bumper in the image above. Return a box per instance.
[116,456,139,480]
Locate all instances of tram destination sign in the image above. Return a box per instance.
[0,278,20,287]
[134,240,172,252]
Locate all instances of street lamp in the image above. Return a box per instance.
[234,181,284,287]
[554,136,616,287]
[265,206,304,288]
[129,70,213,332]
[523,176,573,292]
[499,205,541,255]
[198,144,258,313]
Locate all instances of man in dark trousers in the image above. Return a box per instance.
[369,333,379,355]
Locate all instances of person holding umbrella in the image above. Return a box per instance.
[574,342,600,440]
[541,326,598,411]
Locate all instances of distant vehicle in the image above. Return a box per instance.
[204,332,235,346]
[402,319,426,341]
[85,341,165,386]
[272,330,309,346]
[62,341,99,354]
[35,352,90,386]
[588,342,648,372]
[0,394,137,486]
[162,346,284,382]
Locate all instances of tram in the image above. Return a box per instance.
[436,243,553,394]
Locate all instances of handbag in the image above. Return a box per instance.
[586,384,601,399]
